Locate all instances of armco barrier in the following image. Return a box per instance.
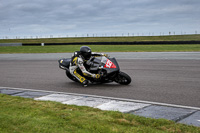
[0,43,22,46]
[22,41,200,46]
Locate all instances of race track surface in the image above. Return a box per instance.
[0,52,200,107]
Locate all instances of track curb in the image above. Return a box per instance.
[0,86,200,127]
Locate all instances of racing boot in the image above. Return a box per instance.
[82,80,89,87]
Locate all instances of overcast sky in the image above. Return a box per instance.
[1,0,200,38]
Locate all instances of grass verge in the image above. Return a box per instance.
[0,44,200,53]
[0,94,199,133]
[1,35,200,43]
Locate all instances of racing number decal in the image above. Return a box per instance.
[104,59,116,68]
[105,59,112,68]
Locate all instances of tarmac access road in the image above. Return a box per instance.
[0,52,200,108]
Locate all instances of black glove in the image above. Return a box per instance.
[95,74,101,79]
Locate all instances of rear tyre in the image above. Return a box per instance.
[66,70,78,82]
[115,72,131,85]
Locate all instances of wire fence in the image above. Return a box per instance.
[0,31,199,39]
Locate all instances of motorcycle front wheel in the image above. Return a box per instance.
[115,72,131,85]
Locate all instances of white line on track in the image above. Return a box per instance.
[1,86,200,110]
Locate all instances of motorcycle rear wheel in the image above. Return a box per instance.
[115,72,131,85]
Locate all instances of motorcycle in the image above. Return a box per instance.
[58,56,131,85]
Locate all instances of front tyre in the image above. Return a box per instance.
[115,72,131,85]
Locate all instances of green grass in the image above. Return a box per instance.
[0,94,199,133]
[0,45,199,53]
[1,35,200,53]
[0,34,200,44]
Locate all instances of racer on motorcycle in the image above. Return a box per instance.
[69,46,108,86]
